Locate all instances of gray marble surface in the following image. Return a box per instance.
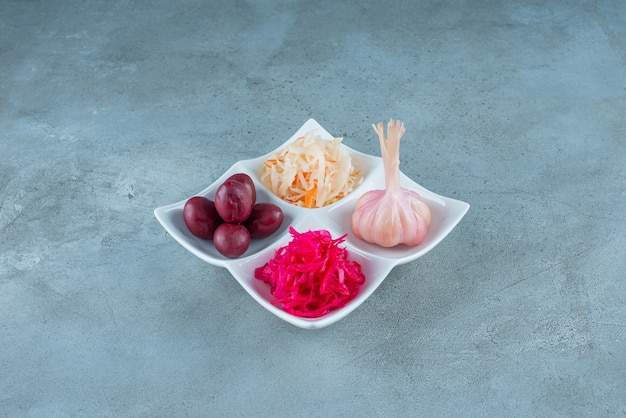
[1,1,625,416]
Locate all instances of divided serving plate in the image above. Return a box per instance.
[154,119,469,329]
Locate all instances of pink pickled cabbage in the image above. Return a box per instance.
[254,227,366,318]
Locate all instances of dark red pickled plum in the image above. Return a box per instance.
[226,173,256,205]
[214,180,254,223]
[183,196,223,240]
[213,223,250,258]
[244,203,284,238]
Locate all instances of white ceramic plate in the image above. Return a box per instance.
[154,119,469,329]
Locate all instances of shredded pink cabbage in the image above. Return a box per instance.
[254,227,366,318]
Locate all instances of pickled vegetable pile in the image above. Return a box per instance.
[254,227,365,318]
[259,132,362,208]
[183,173,283,258]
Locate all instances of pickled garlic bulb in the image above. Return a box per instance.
[351,120,431,247]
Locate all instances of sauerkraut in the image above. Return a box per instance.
[260,131,362,208]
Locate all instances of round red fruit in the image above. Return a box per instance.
[183,196,223,240]
[226,173,256,205]
[213,223,251,258]
[214,180,254,223]
[244,203,284,238]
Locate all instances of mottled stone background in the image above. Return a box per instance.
[1,1,625,416]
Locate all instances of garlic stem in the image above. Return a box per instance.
[372,120,405,192]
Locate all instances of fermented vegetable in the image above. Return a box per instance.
[182,172,283,258]
[183,196,223,240]
[254,227,365,318]
[259,132,362,208]
[214,179,255,223]
[244,203,284,239]
[226,173,256,205]
[351,120,431,247]
[213,223,251,258]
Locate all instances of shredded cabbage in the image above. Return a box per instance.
[259,132,362,208]
[254,227,366,318]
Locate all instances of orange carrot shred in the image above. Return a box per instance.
[304,183,317,208]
